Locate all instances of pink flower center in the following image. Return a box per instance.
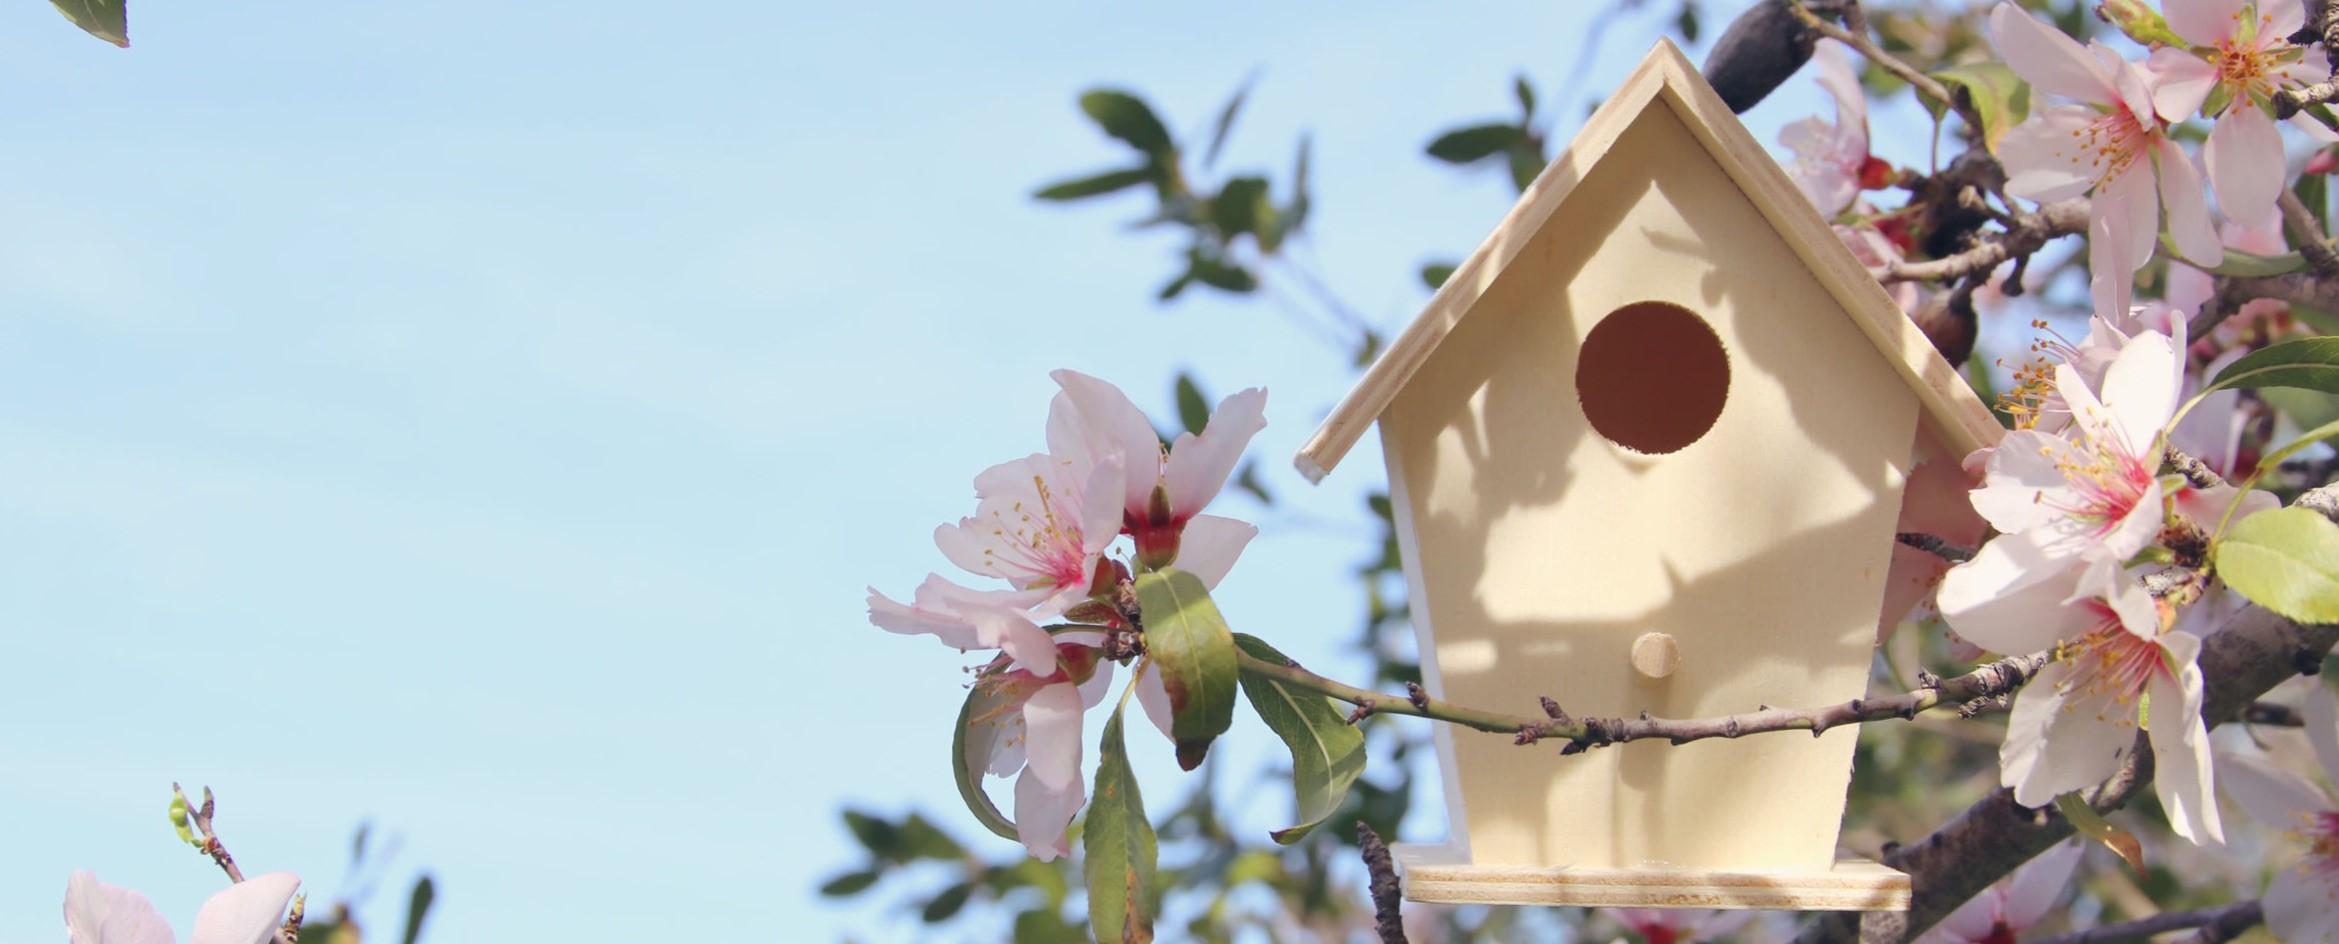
[980,474,1092,591]
[2063,107,2153,190]
[2057,605,2169,718]
[2215,37,2281,101]
[2303,810,2339,878]
[2049,437,2156,538]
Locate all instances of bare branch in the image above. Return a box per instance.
[1876,199,2088,285]
[1357,823,1409,944]
[2281,186,2339,280]
[2029,901,2262,944]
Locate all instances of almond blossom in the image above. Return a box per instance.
[2219,685,2339,943]
[1989,2,2222,320]
[961,635,1119,861]
[65,871,302,944]
[1781,39,1883,219]
[866,574,1060,674]
[933,450,1125,617]
[1049,369,1266,569]
[1951,554,2222,843]
[1913,840,2086,944]
[2145,0,2328,223]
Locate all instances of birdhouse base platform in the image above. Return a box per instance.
[1390,843,1909,911]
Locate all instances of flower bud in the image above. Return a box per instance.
[1703,0,1817,113]
[2097,0,2182,47]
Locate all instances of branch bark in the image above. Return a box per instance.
[2028,900,2262,944]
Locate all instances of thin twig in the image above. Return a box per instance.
[1877,199,2088,284]
[2030,901,2261,944]
[2165,447,2228,490]
[1357,823,1409,944]
[1788,3,1971,130]
[2247,700,2306,726]
[1235,648,2049,752]
[2281,187,2339,280]
[1897,531,1974,563]
[174,783,296,944]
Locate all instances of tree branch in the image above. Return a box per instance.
[2029,900,2262,944]
[1235,648,2049,752]
[1875,199,2087,284]
[2281,186,2339,280]
[1357,823,1409,944]
[1788,2,1972,131]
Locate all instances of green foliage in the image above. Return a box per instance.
[2213,507,2339,623]
[1135,568,1240,769]
[1084,707,1158,943]
[50,0,127,47]
[1175,373,1211,436]
[1080,90,1176,160]
[1422,76,1548,194]
[1928,63,2029,152]
[819,868,880,897]
[2205,336,2339,396]
[400,874,436,944]
[1425,124,1526,164]
[952,683,1024,843]
[1034,167,1157,202]
[1419,262,1457,290]
[1233,634,1368,844]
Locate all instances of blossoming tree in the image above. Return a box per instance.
[841,1,2339,941]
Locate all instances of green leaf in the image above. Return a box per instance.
[1513,74,1537,120]
[1157,269,1195,302]
[401,874,435,944]
[922,881,975,923]
[1084,707,1157,944]
[2055,795,2145,874]
[898,812,966,860]
[819,868,882,897]
[952,684,1024,843]
[842,809,902,859]
[1233,634,1368,844]
[1174,374,1210,436]
[1425,123,1525,164]
[1033,166,1156,202]
[2213,507,2339,623]
[2161,238,2310,277]
[50,0,127,47]
[1190,255,1258,294]
[1204,76,1254,170]
[1212,176,1270,238]
[1674,2,1702,43]
[2300,171,2332,233]
[1419,262,1457,290]
[1507,142,1546,193]
[1134,568,1239,769]
[2206,336,2339,395]
[1929,63,2030,152]
[2099,0,2183,46]
[1080,89,1176,159]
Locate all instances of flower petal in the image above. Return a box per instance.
[2001,840,2086,929]
[1969,430,2086,535]
[2264,862,2339,944]
[2002,663,2139,808]
[2145,47,2221,121]
[1164,387,1268,520]
[2163,0,2245,47]
[1939,531,2101,654]
[2088,212,2137,323]
[974,606,1062,676]
[2218,750,2330,826]
[1013,767,1084,862]
[1988,3,2118,103]
[2158,138,2225,268]
[1053,369,1165,514]
[1999,108,2107,202]
[1134,658,1176,741]
[2093,330,2182,460]
[2146,640,2222,844]
[2206,104,2284,225]
[2267,0,2309,40]
[1175,514,1258,590]
[866,582,983,651]
[2310,682,2339,788]
[1019,681,1086,790]
[189,872,301,944]
[65,872,174,944]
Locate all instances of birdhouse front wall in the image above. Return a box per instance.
[1379,99,1921,874]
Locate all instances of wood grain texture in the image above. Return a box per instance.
[1393,844,1910,911]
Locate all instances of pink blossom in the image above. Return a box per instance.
[1781,39,1877,218]
[1954,556,2222,842]
[963,636,1119,861]
[933,450,1124,616]
[1989,2,2222,320]
[65,871,302,944]
[1914,840,2085,944]
[866,574,1060,673]
[1050,369,1266,568]
[2219,685,2339,943]
[2146,0,2328,223]
[2169,210,2286,319]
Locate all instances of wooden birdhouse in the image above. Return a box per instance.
[1294,41,2001,911]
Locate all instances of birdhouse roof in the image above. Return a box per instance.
[1294,39,2001,483]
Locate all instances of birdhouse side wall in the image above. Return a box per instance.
[1379,100,1920,874]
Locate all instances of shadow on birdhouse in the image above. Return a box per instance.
[1294,40,2002,912]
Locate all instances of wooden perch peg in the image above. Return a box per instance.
[1631,632,1679,680]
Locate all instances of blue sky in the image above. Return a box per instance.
[0,3,1889,939]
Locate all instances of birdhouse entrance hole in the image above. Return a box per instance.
[1574,300,1729,455]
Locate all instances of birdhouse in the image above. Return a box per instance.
[1294,41,2001,911]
